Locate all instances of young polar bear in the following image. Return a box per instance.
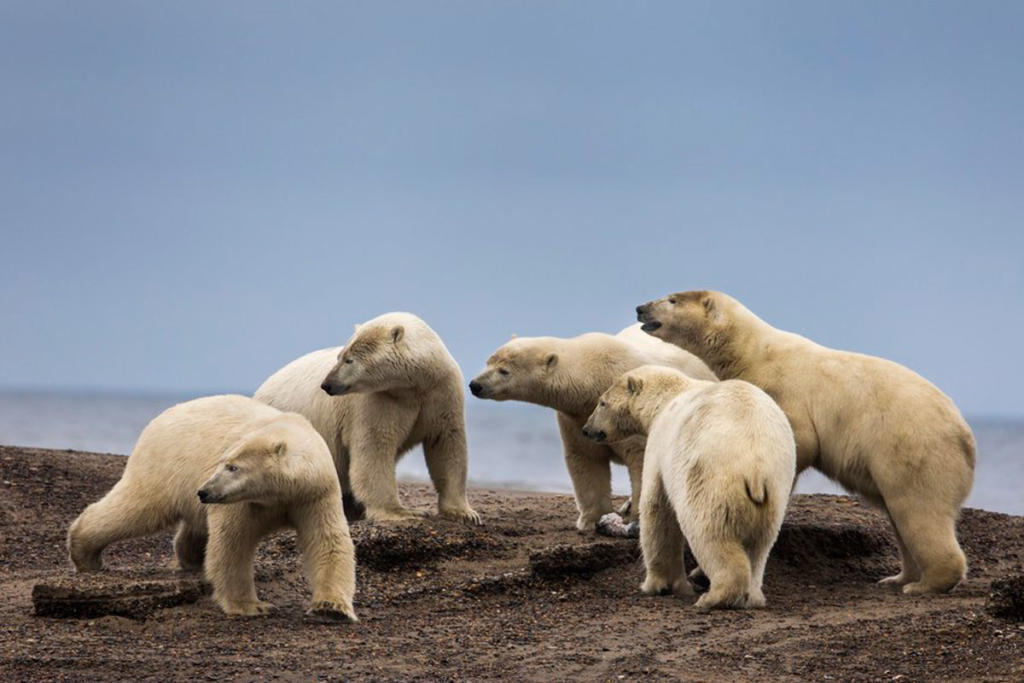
[583,366,795,609]
[255,312,479,524]
[469,324,716,531]
[67,395,357,620]
[637,290,976,594]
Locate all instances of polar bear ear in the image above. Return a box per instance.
[273,442,287,457]
[509,333,518,340]
[391,325,405,343]
[702,295,726,325]
[626,376,643,395]
[544,353,558,369]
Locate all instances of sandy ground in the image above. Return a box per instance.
[1,444,1023,681]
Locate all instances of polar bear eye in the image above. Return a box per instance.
[226,464,239,473]
[498,368,510,376]
[344,358,354,365]
[599,400,607,407]
[668,298,677,304]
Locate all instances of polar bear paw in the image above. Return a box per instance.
[222,600,276,617]
[440,505,483,525]
[306,600,358,623]
[366,507,429,523]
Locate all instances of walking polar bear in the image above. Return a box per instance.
[583,365,795,609]
[469,324,716,531]
[256,312,480,524]
[67,395,357,620]
[637,290,976,594]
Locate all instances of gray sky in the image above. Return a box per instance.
[2,1,1022,416]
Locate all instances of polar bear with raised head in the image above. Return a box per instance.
[637,290,975,594]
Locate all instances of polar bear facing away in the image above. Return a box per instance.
[584,366,795,609]
[469,324,716,531]
[256,312,479,524]
[637,290,976,594]
[67,395,357,620]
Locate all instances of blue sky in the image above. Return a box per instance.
[1,1,1022,416]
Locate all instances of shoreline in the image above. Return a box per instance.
[1,444,1022,680]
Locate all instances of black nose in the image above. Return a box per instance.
[197,489,210,503]
[321,381,334,395]
[636,305,645,314]
[468,380,482,397]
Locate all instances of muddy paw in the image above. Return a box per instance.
[688,567,710,593]
[306,600,358,623]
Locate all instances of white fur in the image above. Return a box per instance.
[585,366,795,609]
[255,312,479,524]
[639,290,976,594]
[470,324,716,531]
[67,395,357,619]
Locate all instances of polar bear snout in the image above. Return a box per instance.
[468,380,485,397]
[636,302,662,332]
[197,488,214,503]
[321,379,351,396]
[582,425,607,443]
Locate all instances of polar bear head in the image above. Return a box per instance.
[197,415,334,505]
[321,312,446,396]
[468,336,563,404]
[583,365,693,442]
[635,290,734,353]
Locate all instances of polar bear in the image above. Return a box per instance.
[255,312,479,524]
[469,324,716,531]
[583,366,795,609]
[637,290,976,594]
[67,395,357,620]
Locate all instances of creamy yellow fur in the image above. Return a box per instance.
[585,366,795,609]
[470,324,716,531]
[255,312,479,524]
[67,395,357,620]
[638,290,976,594]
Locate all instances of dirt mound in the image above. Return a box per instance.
[32,572,208,620]
[353,521,510,572]
[988,575,1024,621]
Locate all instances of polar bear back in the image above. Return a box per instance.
[616,324,717,381]
[122,395,287,519]
[648,380,796,536]
[254,347,348,454]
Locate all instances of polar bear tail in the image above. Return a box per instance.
[743,475,768,506]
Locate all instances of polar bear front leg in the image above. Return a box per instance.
[424,426,481,524]
[292,501,358,622]
[557,413,614,532]
[349,425,424,522]
[205,508,275,617]
[623,448,645,525]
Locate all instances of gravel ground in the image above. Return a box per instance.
[1,444,1022,681]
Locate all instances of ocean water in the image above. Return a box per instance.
[0,390,1020,515]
